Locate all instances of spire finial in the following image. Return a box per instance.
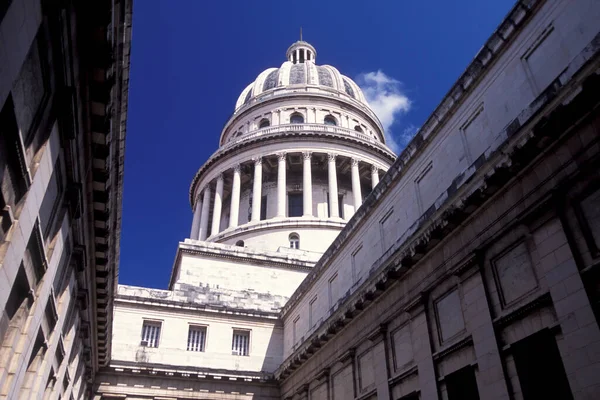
[300,27,302,41]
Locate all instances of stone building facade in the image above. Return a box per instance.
[0,0,131,399]
[97,0,600,399]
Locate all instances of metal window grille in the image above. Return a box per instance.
[141,322,161,347]
[232,330,250,356]
[187,326,206,352]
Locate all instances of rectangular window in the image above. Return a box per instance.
[0,96,29,214]
[39,159,63,240]
[187,325,206,352]
[232,330,250,356]
[328,273,338,310]
[288,193,303,217]
[309,296,317,328]
[326,193,344,218]
[445,366,480,400]
[141,321,161,348]
[512,330,573,400]
[260,195,267,220]
[293,316,299,345]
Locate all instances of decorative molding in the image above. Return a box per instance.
[432,335,473,361]
[493,292,553,329]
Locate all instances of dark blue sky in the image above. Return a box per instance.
[120,0,515,289]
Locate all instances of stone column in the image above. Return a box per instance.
[371,165,380,189]
[211,174,224,236]
[199,187,211,240]
[251,157,262,222]
[327,154,339,218]
[302,151,313,217]
[229,165,241,228]
[190,194,202,239]
[277,153,286,217]
[351,158,362,211]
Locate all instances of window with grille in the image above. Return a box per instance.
[232,330,250,356]
[289,233,300,249]
[187,326,206,352]
[141,321,161,347]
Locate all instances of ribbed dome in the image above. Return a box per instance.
[234,41,367,111]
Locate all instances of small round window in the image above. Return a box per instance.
[324,115,337,126]
[290,113,304,124]
[235,240,245,247]
[354,125,363,133]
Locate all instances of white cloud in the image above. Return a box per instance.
[356,70,414,153]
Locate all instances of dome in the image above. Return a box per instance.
[234,41,367,111]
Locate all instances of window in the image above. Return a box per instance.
[309,296,317,328]
[328,273,338,309]
[293,316,299,344]
[0,96,29,217]
[232,330,250,356]
[288,193,303,217]
[324,115,337,126]
[259,118,270,128]
[354,125,363,133]
[39,159,63,240]
[141,321,161,347]
[235,240,244,247]
[445,366,480,400]
[512,330,573,399]
[290,113,304,124]
[327,193,344,218]
[289,233,300,249]
[260,195,267,220]
[187,326,206,352]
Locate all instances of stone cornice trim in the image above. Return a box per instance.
[115,294,280,320]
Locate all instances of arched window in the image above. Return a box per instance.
[324,115,337,126]
[235,240,244,247]
[290,113,304,124]
[354,125,363,133]
[289,233,300,249]
[259,118,270,128]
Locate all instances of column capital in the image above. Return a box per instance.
[351,157,360,167]
[277,152,287,161]
[327,153,337,162]
[371,165,379,173]
[302,151,312,160]
[252,156,262,166]
[216,173,224,181]
[233,164,242,173]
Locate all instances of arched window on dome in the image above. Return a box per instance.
[289,233,300,249]
[235,240,244,247]
[354,125,363,133]
[259,118,270,129]
[290,113,304,124]
[324,115,337,126]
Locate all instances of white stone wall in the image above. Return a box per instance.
[174,248,309,299]
[281,0,600,359]
[112,301,284,373]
